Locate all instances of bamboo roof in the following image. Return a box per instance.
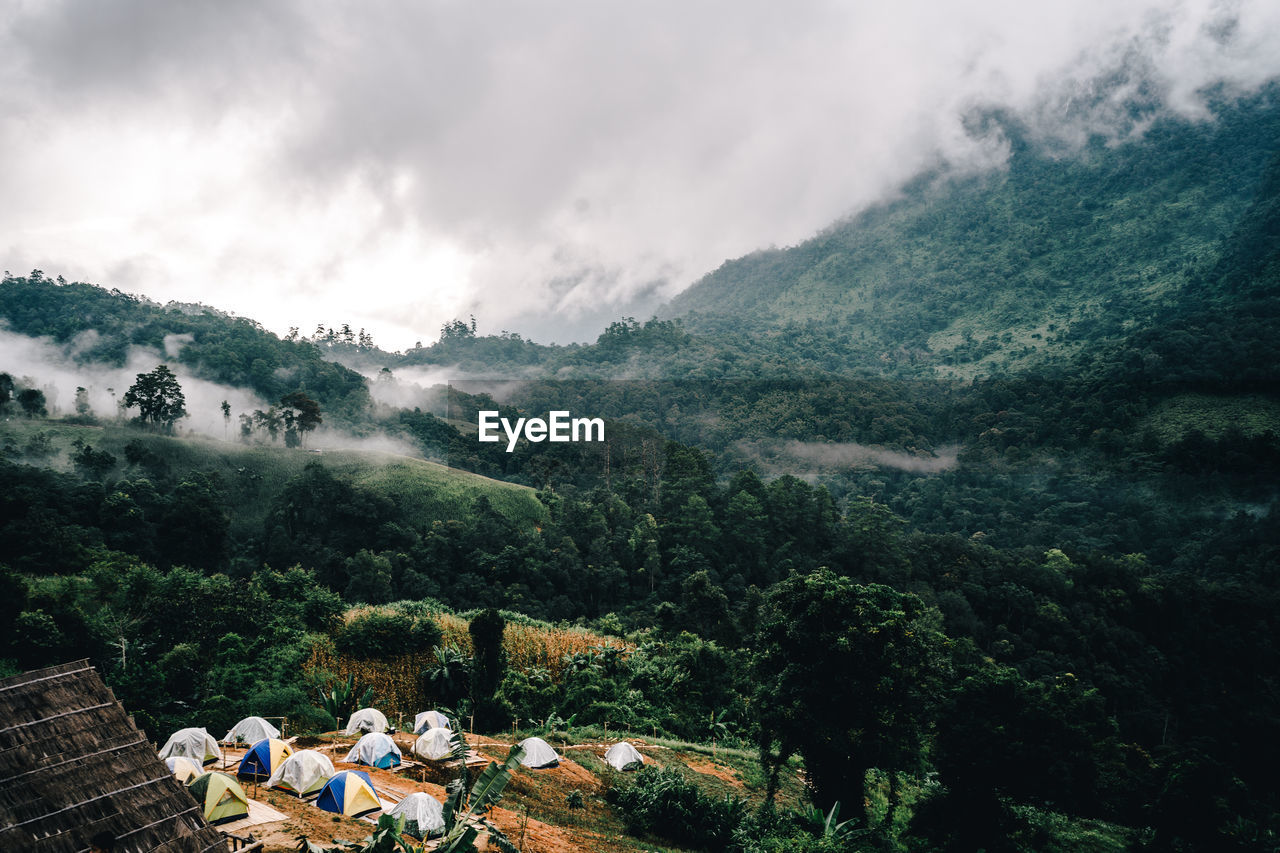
[0,660,229,853]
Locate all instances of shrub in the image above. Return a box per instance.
[335,609,441,658]
[606,765,746,851]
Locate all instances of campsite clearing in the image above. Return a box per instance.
[196,728,803,852]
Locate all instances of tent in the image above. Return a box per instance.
[164,755,205,785]
[413,710,450,734]
[237,738,294,781]
[517,737,559,769]
[387,792,444,838]
[158,727,222,766]
[266,749,335,797]
[344,707,389,735]
[412,727,456,761]
[187,771,249,825]
[224,715,279,744]
[604,741,645,771]
[343,732,402,769]
[316,770,381,818]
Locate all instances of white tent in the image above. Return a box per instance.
[413,710,450,734]
[343,732,402,768]
[344,707,389,735]
[387,792,445,838]
[604,741,645,771]
[266,749,335,797]
[224,715,280,744]
[158,727,222,766]
[165,755,205,785]
[517,737,559,769]
[413,727,456,761]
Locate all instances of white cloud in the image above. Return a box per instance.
[2,0,1278,349]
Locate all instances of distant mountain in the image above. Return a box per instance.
[0,274,372,420]
[664,85,1280,377]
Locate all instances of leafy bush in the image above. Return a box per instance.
[334,608,441,658]
[606,765,746,851]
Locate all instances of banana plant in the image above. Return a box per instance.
[801,800,857,839]
[445,728,469,761]
[317,673,376,724]
[542,711,575,734]
[436,742,527,853]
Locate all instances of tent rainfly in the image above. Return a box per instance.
[604,741,645,771]
[344,732,402,769]
[344,707,389,735]
[187,771,250,825]
[387,792,445,838]
[224,715,280,744]
[164,755,206,785]
[237,737,294,780]
[413,710,450,734]
[316,770,381,818]
[266,749,335,797]
[517,737,560,769]
[158,727,222,766]
[413,727,456,761]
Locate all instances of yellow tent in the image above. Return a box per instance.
[187,771,249,824]
[316,770,381,818]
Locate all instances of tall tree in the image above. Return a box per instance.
[122,364,187,431]
[469,608,510,730]
[752,569,950,816]
[74,386,91,417]
[280,391,322,445]
[16,387,46,418]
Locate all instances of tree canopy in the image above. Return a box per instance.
[122,364,187,430]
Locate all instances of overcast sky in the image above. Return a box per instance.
[2,1,1279,350]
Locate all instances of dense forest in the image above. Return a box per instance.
[2,84,1280,852]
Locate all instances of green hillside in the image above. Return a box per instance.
[0,420,546,542]
[665,87,1280,377]
[0,274,373,422]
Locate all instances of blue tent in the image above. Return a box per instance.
[237,737,293,780]
[316,770,380,817]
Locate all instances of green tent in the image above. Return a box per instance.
[187,771,249,825]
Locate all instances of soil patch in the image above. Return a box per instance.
[685,758,744,788]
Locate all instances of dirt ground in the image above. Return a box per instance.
[683,758,745,788]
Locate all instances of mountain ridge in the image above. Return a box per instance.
[663,84,1280,377]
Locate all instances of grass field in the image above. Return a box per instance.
[0,418,547,537]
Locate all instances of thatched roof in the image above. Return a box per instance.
[0,660,229,853]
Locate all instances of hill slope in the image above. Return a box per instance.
[665,86,1280,377]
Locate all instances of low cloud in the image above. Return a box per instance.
[734,438,960,480]
[3,1,1280,348]
[0,326,267,437]
[778,440,961,474]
